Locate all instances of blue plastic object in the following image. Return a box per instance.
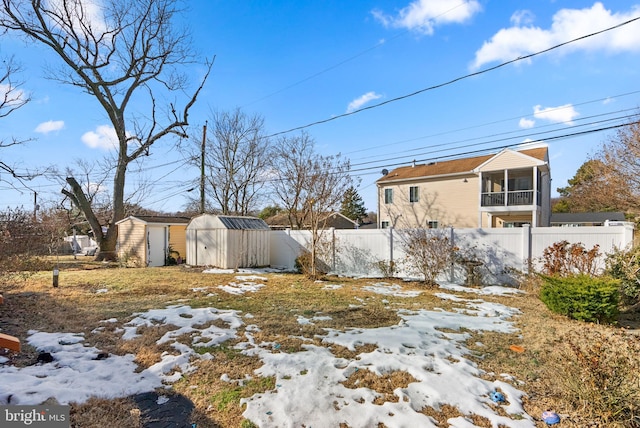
[489,391,505,403]
[542,410,560,425]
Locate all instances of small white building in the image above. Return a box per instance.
[186,214,271,268]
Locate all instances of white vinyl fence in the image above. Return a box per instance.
[270,225,635,284]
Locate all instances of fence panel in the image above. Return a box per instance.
[531,226,633,272]
[268,225,634,283]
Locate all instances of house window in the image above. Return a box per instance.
[427,220,439,229]
[384,188,393,204]
[409,186,419,203]
[381,221,390,229]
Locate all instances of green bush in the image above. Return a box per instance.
[539,274,620,323]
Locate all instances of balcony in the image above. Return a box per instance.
[481,190,540,207]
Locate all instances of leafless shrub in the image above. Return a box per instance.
[399,228,455,286]
[540,240,600,276]
[0,207,54,287]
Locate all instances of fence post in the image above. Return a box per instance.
[331,227,336,271]
[522,224,532,273]
[389,227,394,269]
[449,226,455,282]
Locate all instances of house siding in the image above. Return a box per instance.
[478,151,545,172]
[379,175,478,228]
[377,147,551,229]
[117,219,148,264]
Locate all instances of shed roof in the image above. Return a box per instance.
[187,214,270,230]
[218,215,270,230]
[376,147,548,184]
[116,215,191,225]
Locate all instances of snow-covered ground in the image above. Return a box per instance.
[0,275,535,427]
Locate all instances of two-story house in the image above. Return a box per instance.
[376,145,551,229]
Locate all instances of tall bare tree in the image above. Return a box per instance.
[200,108,270,215]
[271,132,353,277]
[0,0,211,260]
[271,131,315,229]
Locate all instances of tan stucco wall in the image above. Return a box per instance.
[378,175,479,228]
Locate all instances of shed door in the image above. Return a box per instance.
[147,226,167,267]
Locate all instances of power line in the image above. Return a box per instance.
[347,120,639,176]
[342,90,640,158]
[265,16,640,138]
[347,109,639,169]
[241,0,471,108]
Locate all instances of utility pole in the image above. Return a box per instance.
[200,121,207,214]
[33,191,38,221]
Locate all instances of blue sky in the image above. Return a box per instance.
[1,0,639,215]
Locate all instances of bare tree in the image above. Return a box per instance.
[201,108,270,215]
[1,54,32,183]
[271,132,354,278]
[0,0,211,260]
[399,228,455,286]
[271,131,315,229]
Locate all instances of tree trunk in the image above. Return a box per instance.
[62,176,118,261]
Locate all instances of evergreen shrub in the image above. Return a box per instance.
[539,274,620,323]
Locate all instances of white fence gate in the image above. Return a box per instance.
[269,225,635,284]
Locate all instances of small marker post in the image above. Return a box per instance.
[53,267,59,288]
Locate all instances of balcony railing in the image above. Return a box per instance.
[481,190,539,207]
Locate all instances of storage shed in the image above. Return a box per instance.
[116,215,190,267]
[186,214,270,268]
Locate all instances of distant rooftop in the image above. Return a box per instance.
[550,212,626,225]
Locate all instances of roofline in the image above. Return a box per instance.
[115,215,191,226]
[377,170,474,186]
[473,147,548,172]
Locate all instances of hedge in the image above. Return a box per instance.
[539,274,620,323]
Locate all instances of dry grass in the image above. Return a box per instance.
[1,256,639,427]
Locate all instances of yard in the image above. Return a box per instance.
[1,258,639,427]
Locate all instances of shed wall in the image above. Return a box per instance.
[168,225,187,260]
[117,219,147,264]
[186,228,270,268]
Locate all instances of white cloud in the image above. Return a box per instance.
[346,91,382,113]
[48,0,109,35]
[81,125,119,150]
[0,83,28,109]
[533,104,579,125]
[372,0,481,34]
[472,2,640,69]
[34,120,64,134]
[510,10,535,26]
[519,117,535,128]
